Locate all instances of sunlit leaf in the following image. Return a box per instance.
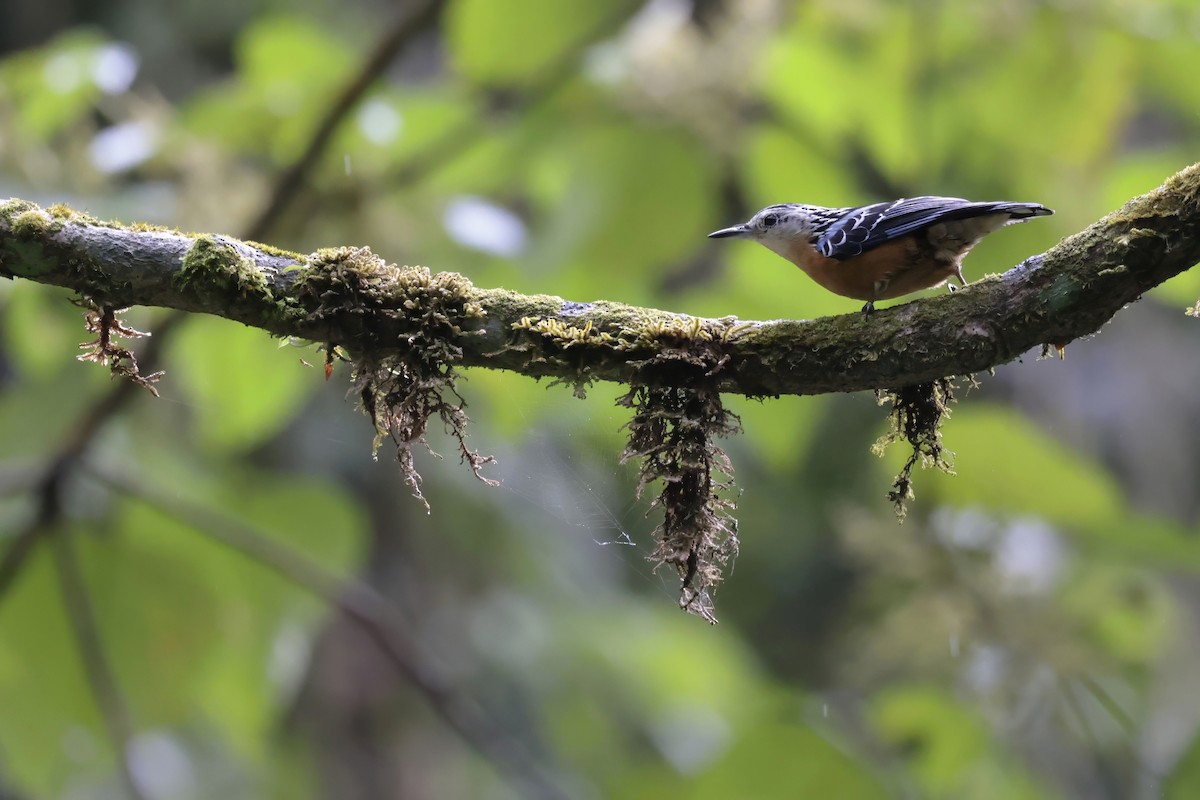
[873,685,1051,799]
[0,29,107,140]
[741,126,860,211]
[1166,728,1200,800]
[0,541,104,795]
[878,403,1123,527]
[180,16,354,160]
[726,394,825,474]
[1,283,81,378]
[1060,565,1171,663]
[166,317,315,452]
[527,125,719,298]
[688,722,890,800]
[446,0,619,84]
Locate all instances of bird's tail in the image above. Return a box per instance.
[990,202,1054,219]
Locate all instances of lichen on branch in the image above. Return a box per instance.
[294,248,496,508]
[617,321,743,623]
[872,378,957,520]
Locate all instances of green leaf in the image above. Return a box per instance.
[330,88,476,177]
[180,16,354,160]
[688,722,890,800]
[0,456,364,795]
[726,394,825,474]
[875,685,988,795]
[0,29,107,140]
[741,125,860,211]
[1060,565,1171,663]
[1073,513,1200,571]
[0,357,107,460]
[873,685,1051,799]
[1,284,83,378]
[166,316,315,452]
[133,466,361,757]
[760,21,859,154]
[877,403,1123,527]
[949,19,1134,171]
[762,4,919,183]
[527,125,719,297]
[236,16,353,96]
[1166,729,1200,800]
[0,540,104,795]
[446,0,619,84]
[463,366,628,447]
[551,609,769,786]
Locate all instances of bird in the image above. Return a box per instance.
[708,196,1053,314]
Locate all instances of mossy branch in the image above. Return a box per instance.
[3,164,1199,621]
[1,163,1198,396]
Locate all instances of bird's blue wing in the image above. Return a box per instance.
[816,196,1050,260]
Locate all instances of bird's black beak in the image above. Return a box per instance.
[707,223,751,239]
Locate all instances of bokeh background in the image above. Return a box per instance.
[2,0,1200,798]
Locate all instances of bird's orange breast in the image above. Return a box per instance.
[784,236,961,301]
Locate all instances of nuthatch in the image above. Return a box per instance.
[709,196,1053,313]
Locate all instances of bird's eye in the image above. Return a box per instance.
[761,214,779,228]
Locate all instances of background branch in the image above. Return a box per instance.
[50,527,146,800]
[248,0,446,240]
[89,465,572,800]
[0,0,449,545]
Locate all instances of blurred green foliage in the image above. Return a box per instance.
[1,0,1200,798]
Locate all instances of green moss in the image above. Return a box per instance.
[175,235,270,304]
[11,209,52,238]
[1,208,58,279]
[873,378,957,521]
[508,302,754,620]
[0,198,38,223]
[294,248,496,509]
[617,312,713,348]
[295,247,485,348]
[515,305,750,353]
[1041,273,1076,311]
[512,316,616,347]
[45,203,100,225]
[129,221,176,233]
[246,239,306,261]
[616,315,744,623]
[1162,161,1200,202]
[0,200,111,288]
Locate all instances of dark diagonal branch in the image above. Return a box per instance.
[50,527,146,800]
[3,162,1198,398]
[0,11,458,777]
[88,465,571,800]
[249,0,445,239]
[381,0,643,190]
[0,1,447,590]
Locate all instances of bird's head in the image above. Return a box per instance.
[707,204,827,257]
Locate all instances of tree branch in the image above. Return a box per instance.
[248,0,446,240]
[88,464,572,800]
[3,162,1197,396]
[50,527,146,800]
